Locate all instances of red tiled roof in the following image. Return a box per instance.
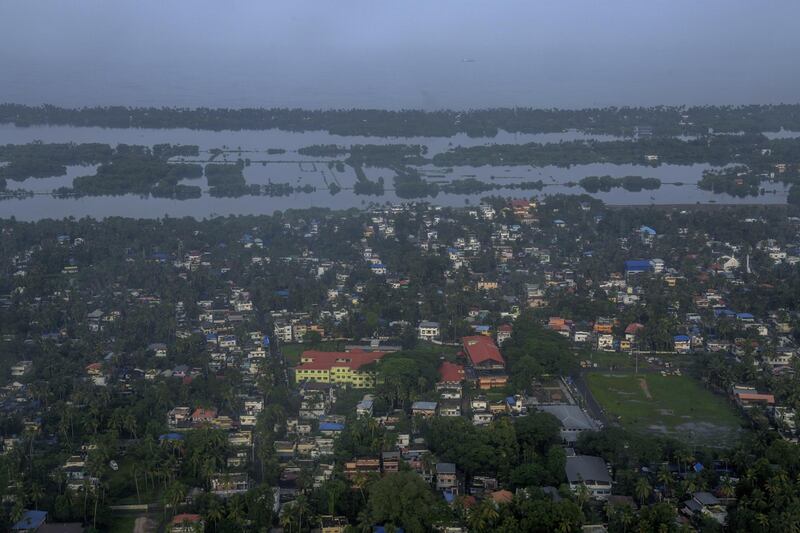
[439,361,465,383]
[736,392,775,404]
[192,408,217,420]
[460,495,477,508]
[462,336,504,366]
[295,350,387,371]
[171,514,202,525]
[498,324,513,332]
[625,322,644,335]
[491,489,514,504]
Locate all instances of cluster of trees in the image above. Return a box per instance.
[425,414,565,487]
[0,142,113,183]
[7,103,800,136]
[439,177,544,195]
[393,167,440,199]
[698,166,762,197]
[352,165,385,195]
[67,144,202,197]
[0,142,203,198]
[578,175,661,193]
[503,312,576,391]
[431,133,785,168]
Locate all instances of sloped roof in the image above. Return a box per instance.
[295,350,387,371]
[565,455,611,484]
[438,361,465,383]
[462,336,504,366]
[537,404,599,432]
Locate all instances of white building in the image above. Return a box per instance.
[565,455,612,500]
[417,321,441,342]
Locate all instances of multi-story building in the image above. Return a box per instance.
[417,321,441,342]
[293,350,388,388]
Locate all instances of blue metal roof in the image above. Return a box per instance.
[625,260,651,271]
[12,510,47,531]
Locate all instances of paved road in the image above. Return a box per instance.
[571,372,609,426]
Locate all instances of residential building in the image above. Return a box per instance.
[170,514,205,533]
[417,321,441,342]
[436,463,458,492]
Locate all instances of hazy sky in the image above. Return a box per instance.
[2,1,799,109]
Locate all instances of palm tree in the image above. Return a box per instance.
[279,508,297,533]
[25,482,45,510]
[353,473,370,504]
[164,480,187,518]
[123,413,138,439]
[657,466,672,499]
[467,499,499,532]
[634,477,652,506]
[719,478,735,500]
[205,496,225,533]
[619,506,634,533]
[226,495,246,527]
[292,494,311,531]
[575,482,591,513]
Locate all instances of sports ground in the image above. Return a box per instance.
[586,372,743,446]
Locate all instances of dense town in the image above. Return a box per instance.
[3,195,800,532]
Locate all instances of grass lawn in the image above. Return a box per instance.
[586,372,743,446]
[585,351,635,371]
[108,515,137,533]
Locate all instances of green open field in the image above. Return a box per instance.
[586,372,743,446]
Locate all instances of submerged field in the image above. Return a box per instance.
[586,372,743,446]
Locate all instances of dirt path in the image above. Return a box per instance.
[133,516,157,533]
[638,377,653,399]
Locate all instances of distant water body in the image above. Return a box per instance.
[3,1,800,110]
[4,58,800,111]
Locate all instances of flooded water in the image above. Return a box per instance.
[0,124,790,220]
[0,123,622,155]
